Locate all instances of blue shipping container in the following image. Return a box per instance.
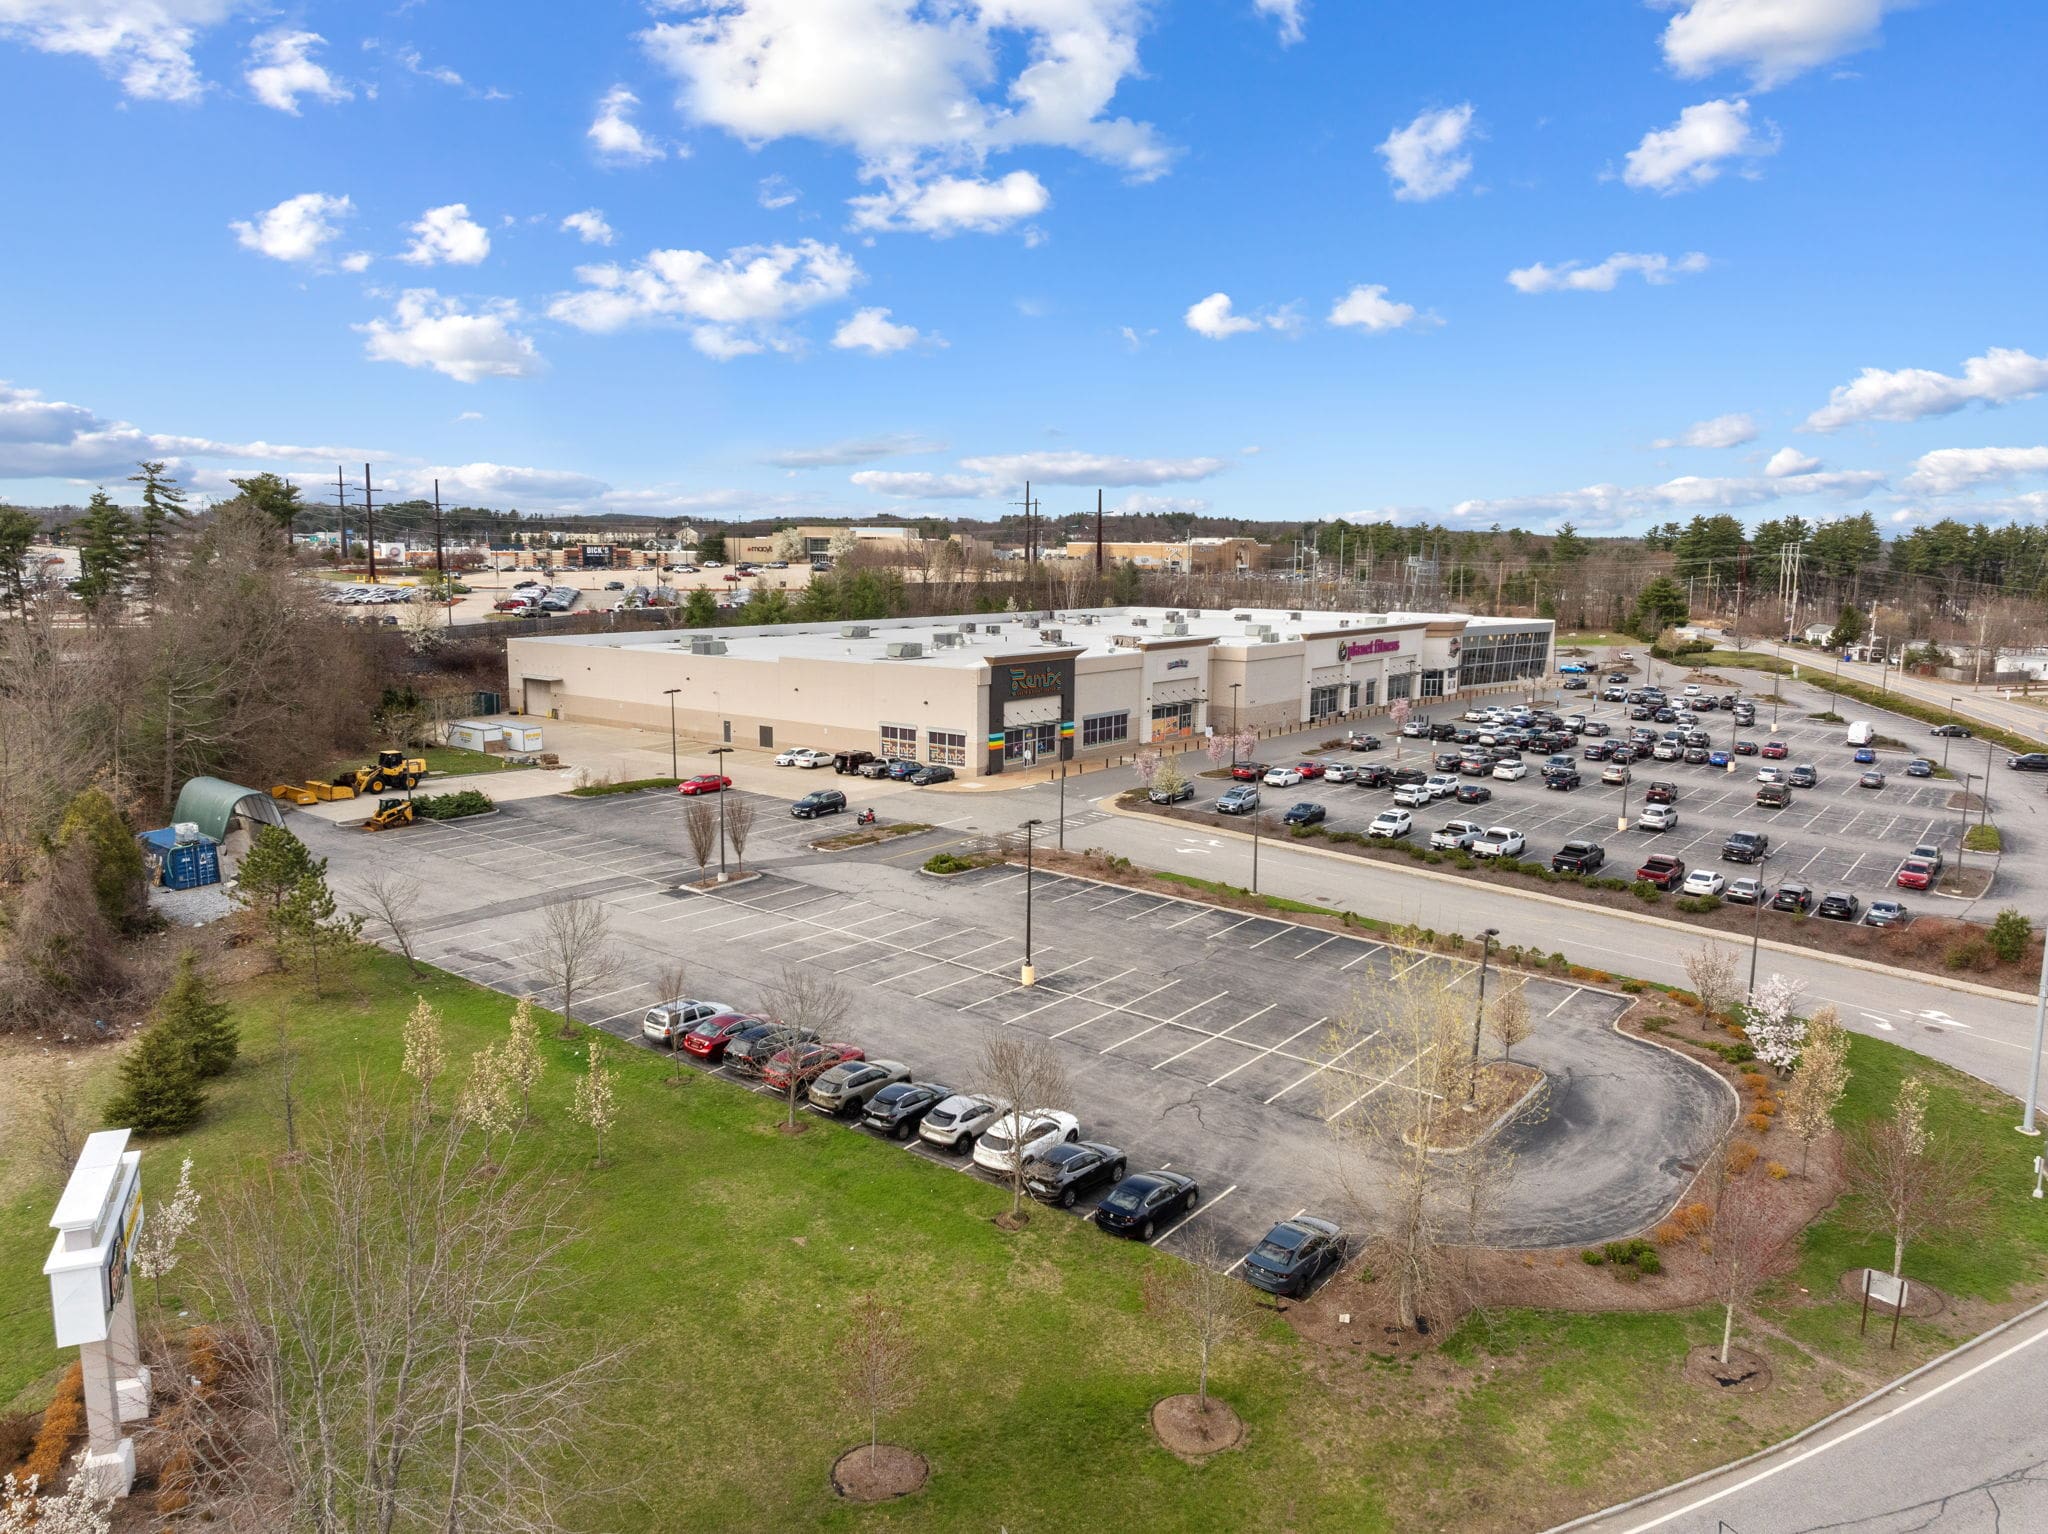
[137,829,222,890]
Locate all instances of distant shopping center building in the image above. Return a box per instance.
[506,605,1554,777]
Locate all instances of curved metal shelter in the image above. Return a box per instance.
[169,777,287,843]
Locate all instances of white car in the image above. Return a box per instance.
[1367,809,1413,839]
[972,1109,1081,1174]
[774,745,824,766]
[1638,803,1678,831]
[1756,765,1785,784]
[1683,683,1703,697]
[1400,720,1428,738]
[789,748,832,768]
[1491,758,1528,781]
[1423,773,1460,800]
[1471,826,1526,858]
[639,997,737,1048]
[1681,869,1727,897]
[917,1093,1009,1154]
[1263,766,1304,788]
[1392,782,1431,808]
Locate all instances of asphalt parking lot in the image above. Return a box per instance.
[1217,688,2018,910]
[308,790,1729,1273]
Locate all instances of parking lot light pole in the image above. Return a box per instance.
[1020,817,1045,986]
[710,746,732,881]
[1616,770,1631,833]
[1727,688,1740,773]
[1748,873,1766,995]
[1467,928,1500,1103]
[1944,697,1960,770]
[1229,683,1242,771]
[662,687,681,780]
[1955,772,1978,891]
[1058,760,1067,852]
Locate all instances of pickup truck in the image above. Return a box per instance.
[1635,854,1687,890]
[1430,819,1486,851]
[1552,840,1606,874]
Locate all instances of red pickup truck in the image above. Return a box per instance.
[1635,854,1687,890]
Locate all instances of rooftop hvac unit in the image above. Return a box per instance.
[1131,616,1149,627]
[1231,611,1252,621]
[1289,611,1303,621]
[1163,621,1189,635]
[932,632,962,648]
[1164,609,1181,621]
[840,624,871,639]
[1112,634,1142,648]
[1040,628,1063,644]
[885,641,925,658]
[689,637,727,655]
[957,622,976,633]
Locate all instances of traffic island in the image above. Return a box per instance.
[1419,1062,1546,1152]
[1150,1395,1246,1460]
[830,1444,929,1502]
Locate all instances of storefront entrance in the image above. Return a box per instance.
[1004,721,1058,762]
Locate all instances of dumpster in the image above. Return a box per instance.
[137,827,222,890]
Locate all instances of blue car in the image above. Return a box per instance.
[1707,750,1731,768]
[1853,746,1877,764]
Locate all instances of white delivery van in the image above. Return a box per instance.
[1846,720,1876,746]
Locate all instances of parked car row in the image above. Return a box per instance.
[640,997,1345,1291]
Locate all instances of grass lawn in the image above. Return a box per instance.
[323,746,533,782]
[1556,631,1636,649]
[1,957,2041,1531]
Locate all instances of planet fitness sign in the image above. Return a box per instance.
[1338,637,1403,660]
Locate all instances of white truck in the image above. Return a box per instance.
[1846,720,1876,746]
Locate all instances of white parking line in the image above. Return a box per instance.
[1290,935,1340,962]
[1324,1046,1434,1122]
[1338,944,1386,972]
[1245,924,1297,950]
[1002,966,1139,1027]
[1160,907,1212,932]
[1265,1028,1386,1106]
[1150,1184,1238,1245]
[1542,986,1584,1020]
[1207,1016,1331,1087]
[1151,1004,1271,1068]
[1055,980,1193,1042]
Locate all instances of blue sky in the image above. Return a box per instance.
[2,0,2044,535]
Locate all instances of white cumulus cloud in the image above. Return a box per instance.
[640,0,1173,183]
[0,379,377,480]
[831,307,933,354]
[0,0,236,102]
[1652,412,1758,449]
[850,470,1000,499]
[230,192,353,264]
[957,450,1228,486]
[1451,467,1883,530]
[357,290,543,383]
[1327,284,1426,333]
[1508,251,1709,294]
[401,203,491,266]
[546,239,863,360]
[1184,292,1299,339]
[1623,98,1777,192]
[849,170,1050,236]
[245,28,350,114]
[1803,347,2048,432]
[767,433,943,468]
[588,84,665,162]
[1377,104,1476,201]
[1252,0,1305,45]
[559,209,616,245]
[758,174,801,209]
[1659,0,1907,90]
[1764,446,1822,476]
[1902,447,2048,496]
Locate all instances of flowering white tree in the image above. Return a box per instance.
[1134,752,1161,789]
[0,1473,113,1534]
[504,997,545,1122]
[457,1041,518,1168]
[1205,732,1230,770]
[401,995,448,1109]
[571,1035,619,1167]
[1744,972,1808,1073]
[131,1155,200,1311]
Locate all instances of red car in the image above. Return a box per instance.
[492,597,534,612]
[1635,854,1687,890]
[1230,761,1268,782]
[1894,858,1937,891]
[1760,740,1789,759]
[1733,740,1759,756]
[761,1041,864,1094]
[678,774,733,795]
[681,1012,771,1061]
[1294,760,1327,780]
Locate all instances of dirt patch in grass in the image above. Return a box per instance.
[1420,1061,1544,1150]
[1934,867,1994,899]
[831,1444,928,1502]
[1151,1395,1245,1459]
[1684,1344,1772,1394]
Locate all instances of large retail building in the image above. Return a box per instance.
[506,605,1554,778]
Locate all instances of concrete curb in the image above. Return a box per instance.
[1543,1293,2048,1533]
[1098,796,2032,1006]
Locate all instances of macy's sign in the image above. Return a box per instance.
[1338,637,1403,660]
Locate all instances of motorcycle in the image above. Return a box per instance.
[855,808,877,826]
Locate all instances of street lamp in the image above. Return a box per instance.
[662,687,681,780]
[1954,772,1978,891]
[1020,817,1045,986]
[1747,870,1766,995]
[1468,928,1501,1101]
[1229,682,1242,771]
[709,746,732,881]
[2021,932,2047,1137]
[1616,765,1632,833]
[1943,697,1960,770]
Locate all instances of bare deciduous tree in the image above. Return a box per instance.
[21,1052,88,1183]
[1704,1156,1784,1365]
[724,796,756,874]
[1843,1076,1990,1280]
[683,799,717,884]
[534,898,620,1041]
[273,1010,302,1160]
[1682,943,1742,1021]
[1781,1005,1851,1175]
[351,873,425,976]
[837,1295,918,1472]
[653,960,691,1078]
[191,1090,618,1532]
[1485,985,1533,1063]
[1143,1227,1256,1412]
[765,964,851,1129]
[1320,967,1518,1332]
[975,1032,1072,1220]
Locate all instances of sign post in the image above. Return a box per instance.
[44,1129,153,1496]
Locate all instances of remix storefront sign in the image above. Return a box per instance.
[1004,665,1062,699]
[1166,658,1190,671]
[1338,637,1402,660]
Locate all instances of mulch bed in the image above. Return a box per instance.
[1150,1395,1246,1459]
[830,1444,929,1502]
[1421,1061,1544,1151]
[993,1209,1031,1232]
[1684,1344,1772,1394]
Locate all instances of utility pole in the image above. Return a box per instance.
[332,465,351,551]
[1094,488,1104,577]
[434,480,452,629]
[1010,481,1040,568]
[363,463,379,583]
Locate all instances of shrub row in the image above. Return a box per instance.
[567,776,681,798]
[413,789,495,820]
[1583,1238,1663,1276]
[20,1363,84,1487]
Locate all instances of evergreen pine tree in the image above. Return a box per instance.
[236,826,320,917]
[71,489,137,611]
[105,1018,206,1135]
[158,951,238,1078]
[682,588,719,627]
[127,460,188,599]
[55,787,146,929]
[0,503,36,617]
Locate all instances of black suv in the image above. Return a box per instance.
[2008,753,2048,772]
[861,1081,954,1140]
[1817,890,1861,922]
[1771,881,1814,913]
[791,789,848,818]
[1789,764,1819,788]
[1357,764,1394,788]
[1023,1141,1128,1208]
[1552,840,1606,874]
[1721,831,1771,864]
[832,750,877,775]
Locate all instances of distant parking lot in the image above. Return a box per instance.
[1211,687,2028,912]
[313,793,1729,1270]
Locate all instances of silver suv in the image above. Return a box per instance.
[807,1059,911,1116]
[917,1093,1009,1154]
[641,997,735,1048]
